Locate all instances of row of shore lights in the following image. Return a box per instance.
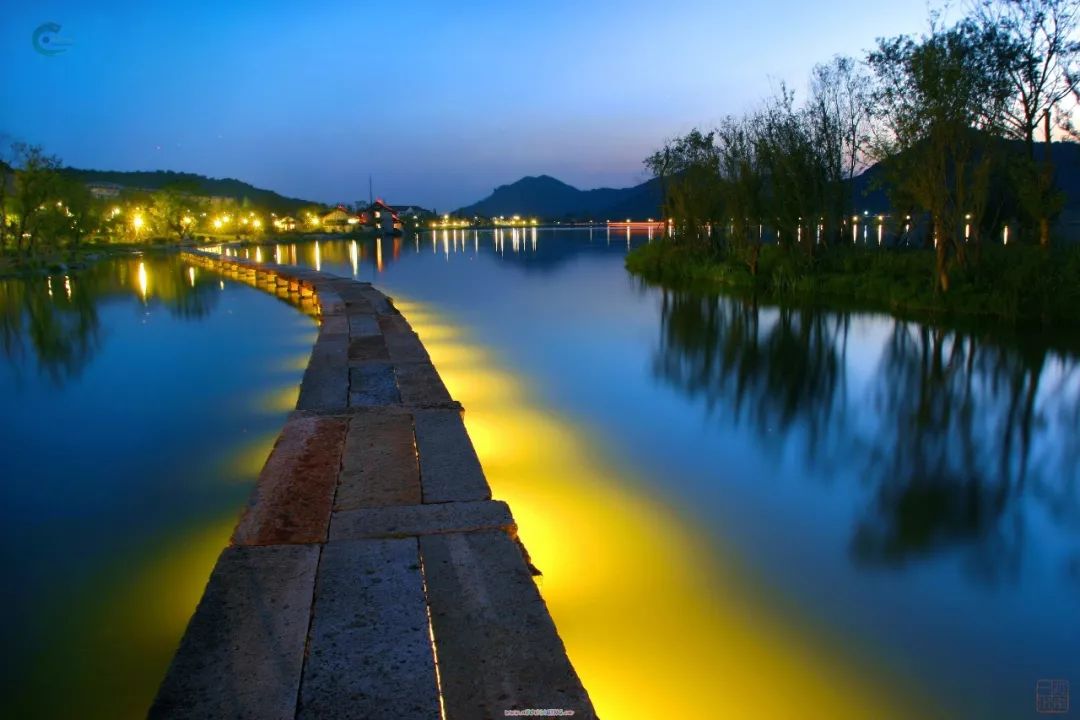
[108,206,263,234]
[432,214,540,228]
[847,211,1010,245]
[705,212,1012,246]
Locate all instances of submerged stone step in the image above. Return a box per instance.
[298,538,441,720]
[330,500,515,541]
[419,530,596,719]
[149,544,319,720]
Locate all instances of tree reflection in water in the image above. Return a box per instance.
[0,255,221,385]
[654,289,1080,583]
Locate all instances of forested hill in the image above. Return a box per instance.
[61,168,320,213]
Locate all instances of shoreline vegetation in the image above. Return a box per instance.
[629,0,1080,330]
[626,241,1080,328]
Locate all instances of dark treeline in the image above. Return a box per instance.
[646,0,1080,295]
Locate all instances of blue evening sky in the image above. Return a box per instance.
[1,1,934,210]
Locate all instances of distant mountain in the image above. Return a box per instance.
[457,175,663,221]
[850,140,1080,215]
[61,168,321,214]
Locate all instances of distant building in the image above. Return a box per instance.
[86,182,123,199]
[362,199,402,232]
[321,206,361,233]
[394,205,432,218]
[272,215,297,232]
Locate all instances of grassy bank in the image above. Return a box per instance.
[626,241,1080,327]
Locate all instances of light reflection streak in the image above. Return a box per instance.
[397,298,923,720]
[137,262,148,301]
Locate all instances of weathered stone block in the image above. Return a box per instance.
[232,415,348,545]
[349,362,400,407]
[149,544,319,720]
[348,335,390,363]
[298,539,440,720]
[394,362,453,406]
[384,330,429,363]
[330,500,515,541]
[419,531,596,719]
[413,410,490,503]
[319,314,347,335]
[336,412,420,510]
[298,357,348,412]
[348,313,381,337]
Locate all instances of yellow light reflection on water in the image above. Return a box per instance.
[226,431,281,480]
[397,298,924,719]
[259,384,301,414]
[137,261,148,300]
[21,515,238,720]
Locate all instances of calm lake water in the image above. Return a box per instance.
[0,254,316,719]
[2,231,1077,718]
[280,228,1079,719]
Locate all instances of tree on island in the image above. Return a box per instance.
[868,16,1018,291]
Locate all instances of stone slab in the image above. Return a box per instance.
[378,315,414,335]
[394,362,453,406]
[383,331,429,363]
[349,362,401,407]
[297,538,440,720]
[232,415,348,545]
[348,335,390,363]
[348,313,381,337]
[298,358,348,412]
[413,409,490,503]
[320,314,347,335]
[358,288,394,315]
[330,500,515,541]
[149,544,319,720]
[419,531,596,719]
[336,413,421,510]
